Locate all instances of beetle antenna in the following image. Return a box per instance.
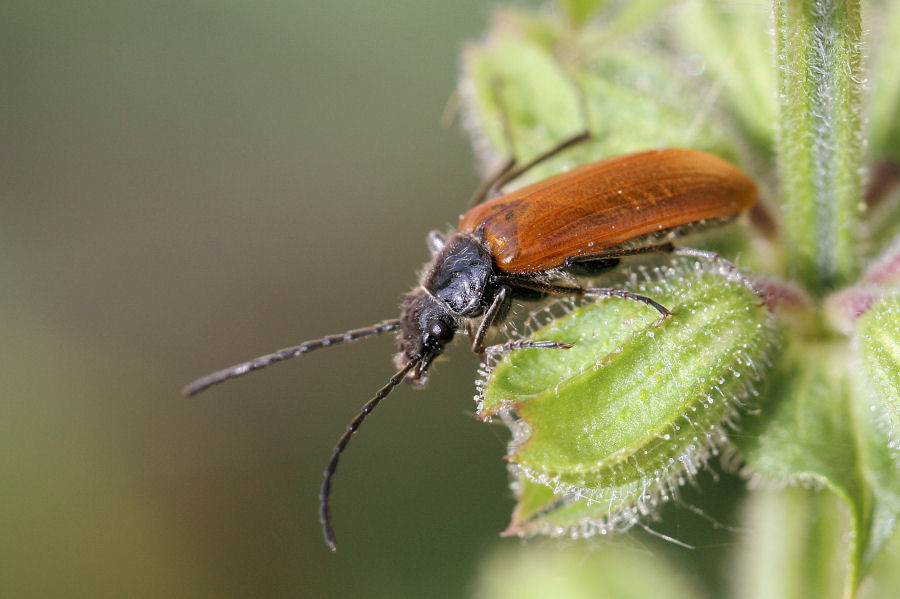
[182,320,401,397]
[320,353,424,552]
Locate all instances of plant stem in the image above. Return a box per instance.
[775,0,864,294]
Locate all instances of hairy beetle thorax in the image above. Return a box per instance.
[394,233,495,385]
[422,232,493,316]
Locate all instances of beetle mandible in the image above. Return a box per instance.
[184,136,758,551]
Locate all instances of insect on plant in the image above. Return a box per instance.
[183,132,758,551]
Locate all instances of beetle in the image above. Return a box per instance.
[183,141,758,551]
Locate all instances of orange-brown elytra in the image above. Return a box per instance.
[183,141,758,552]
[461,149,756,272]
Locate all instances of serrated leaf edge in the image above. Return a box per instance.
[480,260,779,539]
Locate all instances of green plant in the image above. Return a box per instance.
[460,1,900,597]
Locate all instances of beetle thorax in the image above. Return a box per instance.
[394,232,494,386]
[423,232,493,316]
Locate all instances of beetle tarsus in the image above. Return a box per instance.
[581,287,672,318]
[671,247,762,298]
[484,339,573,356]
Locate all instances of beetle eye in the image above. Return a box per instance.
[428,320,454,344]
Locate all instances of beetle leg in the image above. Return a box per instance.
[671,247,762,297]
[468,74,591,207]
[565,243,762,299]
[466,77,520,207]
[486,67,595,204]
[580,288,672,321]
[562,242,676,268]
[467,157,517,207]
[496,276,673,321]
[471,286,510,354]
[483,130,592,202]
[483,339,573,356]
[473,286,573,356]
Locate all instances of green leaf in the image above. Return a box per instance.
[862,524,900,599]
[775,0,865,292]
[674,0,777,157]
[867,189,900,257]
[477,259,776,537]
[858,293,900,451]
[556,0,610,27]
[460,8,740,186]
[731,487,849,599]
[573,0,672,37]
[737,336,900,595]
[472,543,709,599]
[462,25,584,167]
[867,0,900,163]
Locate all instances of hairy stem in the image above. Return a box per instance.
[775,0,864,293]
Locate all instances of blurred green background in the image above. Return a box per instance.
[1,2,528,597]
[1,2,747,597]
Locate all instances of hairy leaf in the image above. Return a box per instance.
[477,260,775,538]
[738,334,900,592]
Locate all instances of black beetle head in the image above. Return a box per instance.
[395,288,456,387]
